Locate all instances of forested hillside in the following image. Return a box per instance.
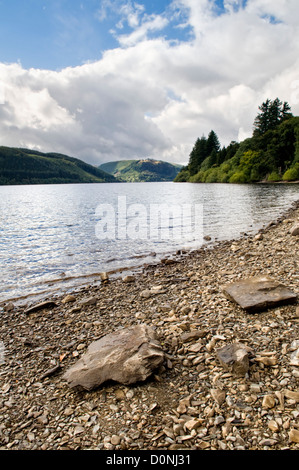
[175,98,299,183]
[0,147,117,185]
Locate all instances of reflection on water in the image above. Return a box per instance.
[0,182,298,304]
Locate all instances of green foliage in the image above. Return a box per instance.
[174,167,190,182]
[175,99,299,185]
[282,162,299,181]
[229,171,248,184]
[267,171,281,182]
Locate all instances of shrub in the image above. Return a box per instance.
[282,163,299,181]
[229,171,248,184]
[267,171,281,182]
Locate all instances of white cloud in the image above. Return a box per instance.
[117,14,169,46]
[1,0,299,166]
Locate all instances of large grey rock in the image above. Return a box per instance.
[63,324,164,391]
[222,276,297,313]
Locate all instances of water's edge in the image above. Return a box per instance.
[2,197,299,309]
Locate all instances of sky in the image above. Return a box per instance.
[0,0,299,166]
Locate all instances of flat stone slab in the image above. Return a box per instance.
[222,276,297,313]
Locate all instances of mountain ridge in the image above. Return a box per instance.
[0,147,118,185]
[99,158,182,182]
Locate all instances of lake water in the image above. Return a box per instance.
[0,182,298,305]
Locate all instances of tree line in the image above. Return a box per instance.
[175,98,299,183]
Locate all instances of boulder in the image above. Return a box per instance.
[222,276,297,313]
[216,342,253,377]
[63,324,164,391]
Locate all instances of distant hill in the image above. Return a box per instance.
[0,147,118,185]
[99,159,182,182]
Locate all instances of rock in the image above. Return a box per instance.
[184,418,203,432]
[63,324,164,390]
[61,295,76,304]
[210,388,226,406]
[140,289,152,299]
[284,390,299,402]
[110,435,121,446]
[290,224,299,236]
[289,429,299,443]
[262,395,276,409]
[100,272,109,280]
[180,330,206,343]
[123,275,135,283]
[254,356,278,366]
[24,301,57,314]
[254,233,263,241]
[268,420,279,432]
[3,302,15,312]
[216,343,253,377]
[222,276,297,313]
[290,348,299,366]
[203,235,211,241]
[177,396,191,414]
[80,297,97,306]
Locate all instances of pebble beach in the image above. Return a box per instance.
[1,200,299,451]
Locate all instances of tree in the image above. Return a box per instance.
[253,98,292,136]
[188,136,208,176]
[206,130,221,155]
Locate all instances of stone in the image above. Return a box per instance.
[262,395,276,409]
[210,388,226,406]
[284,390,299,402]
[255,356,278,366]
[216,343,253,376]
[180,330,206,343]
[184,418,203,432]
[290,224,299,236]
[222,276,297,313]
[24,301,57,314]
[61,295,76,304]
[80,296,97,306]
[290,348,299,366]
[140,290,152,299]
[111,435,121,446]
[254,233,263,241]
[100,272,109,282]
[123,275,135,283]
[63,324,164,390]
[268,420,279,432]
[289,429,299,443]
[3,302,15,312]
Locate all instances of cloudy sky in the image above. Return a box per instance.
[0,0,299,166]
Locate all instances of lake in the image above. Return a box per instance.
[0,182,298,305]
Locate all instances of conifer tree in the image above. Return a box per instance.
[253,98,292,136]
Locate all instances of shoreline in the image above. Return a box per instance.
[0,200,298,450]
[2,198,299,309]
